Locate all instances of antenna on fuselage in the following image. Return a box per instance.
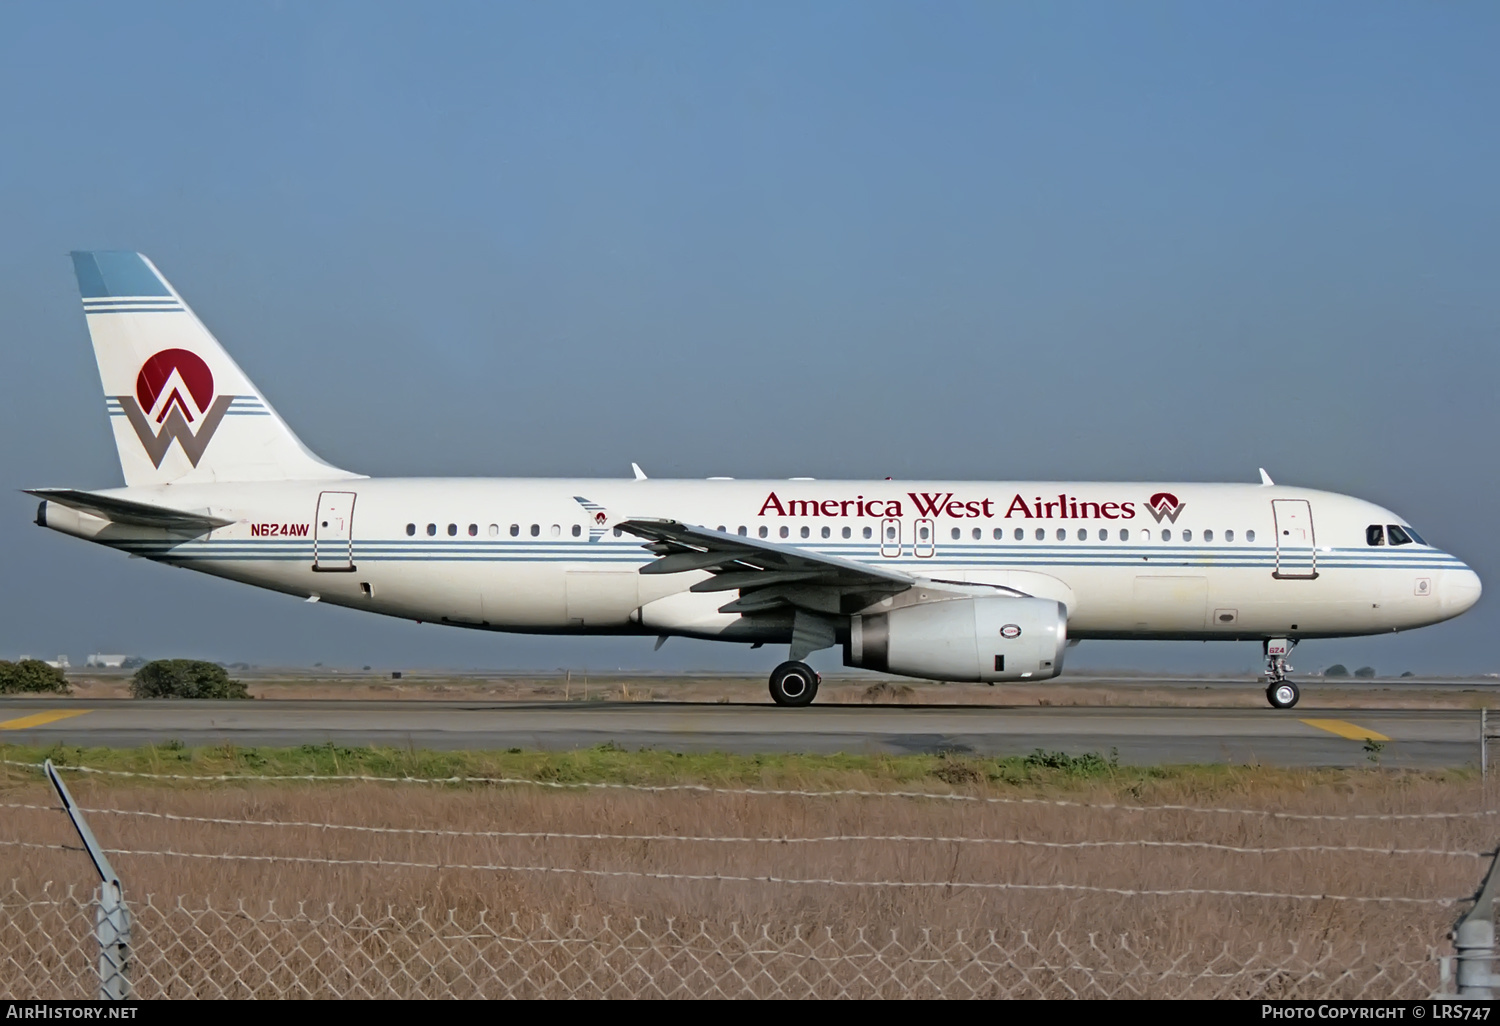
[1259,468,1274,486]
[631,463,648,480]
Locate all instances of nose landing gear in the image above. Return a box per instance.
[1264,638,1299,709]
[769,661,820,707]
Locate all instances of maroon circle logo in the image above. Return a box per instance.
[1000,624,1022,639]
[136,348,214,422]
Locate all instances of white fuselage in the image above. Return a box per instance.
[40,477,1482,646]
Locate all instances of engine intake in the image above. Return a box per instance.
[844,596,1067,682]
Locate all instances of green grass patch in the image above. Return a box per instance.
[0,741,1472,799]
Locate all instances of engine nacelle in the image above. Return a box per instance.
[844,596,1067,682]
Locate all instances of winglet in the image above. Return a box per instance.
[1259,468,1274,486]
[631,463,648,481]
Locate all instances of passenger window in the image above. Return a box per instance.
[530,524,540,537]
[426,524,436,537]
[780,526,790,539]
[994,528,1004,540]
[572,524,581,537]
[1204,529,1213,542]
[1246,529,1255,543]
[1139,529,1151,542]
[738,526,747,536]
[510,524,520,537]
[1035,528,1045,541]
[1119,528,1129,541]
[1098,528,1107,541]
[614,527,623,537]
[550,525,561,537]
[800,526,810,539]
[468,524,478,537]
[406,523,415,537]
[973,528,981,540]
[445,524,455,536]
[1366,525,1384,546]
[1387,525,1413,546]
[1015,528,1025,541]
[821,526,831,539]
[886,525,897,540]
[1182,529,1192,542]
[918,525,929,540]
[950,528,960,541]
[489,524,499,537]
[863,526,873,539]
[1161,529,1171,541]
[759,526,769,538]
[1225,530,1234,542]
[841,527,851,539]
[1077,528,1087,541]
[716,526,726,533]
[1056,528,1066,541]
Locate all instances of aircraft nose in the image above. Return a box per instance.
[1442,567,1482,616]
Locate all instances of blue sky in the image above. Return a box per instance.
[1,2,1496,674]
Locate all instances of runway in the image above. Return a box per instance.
[0,698,1487,767]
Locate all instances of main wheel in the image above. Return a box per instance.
[1266,681,1300,709]
[769,661,820,707]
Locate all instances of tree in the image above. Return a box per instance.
[0,660,70,695]
[129,659,250,700]
[1324,664,1350,677]
[1354,666,1377,679]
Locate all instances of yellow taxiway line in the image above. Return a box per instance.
[1299,718,1391,742]
[0,709,92,730]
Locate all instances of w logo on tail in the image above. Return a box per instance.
[110,349,241,468]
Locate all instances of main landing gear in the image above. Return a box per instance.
[1264,638,1300,709]
[769,661,820,707]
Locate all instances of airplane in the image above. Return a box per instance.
[29,252,1483,710]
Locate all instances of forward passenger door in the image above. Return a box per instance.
[1271,499,1317,580]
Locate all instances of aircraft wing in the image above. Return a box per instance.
[26,488,234,534]
[616,518,914,616]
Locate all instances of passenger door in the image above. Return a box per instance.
[1271,499,1317,579]
[313,491,357,572]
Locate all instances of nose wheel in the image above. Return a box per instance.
[1266,681,1301,709]
[769,661,820,707]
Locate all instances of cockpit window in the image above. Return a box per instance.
[1404,527,1426,545]
[1366,525,1385,546]
[1386,525,1413,546]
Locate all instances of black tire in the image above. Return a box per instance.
[1266,681,1300,709]
[769,661,820,707]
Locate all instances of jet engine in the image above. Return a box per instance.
[844,596,1067,682]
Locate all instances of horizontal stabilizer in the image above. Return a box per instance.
[26,488,232,533]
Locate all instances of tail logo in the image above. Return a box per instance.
[1145,491,1186,524]
[111,349,239,468]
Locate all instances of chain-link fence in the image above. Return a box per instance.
[0,883,1448,999]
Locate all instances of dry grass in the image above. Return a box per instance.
[2,761,1488,961]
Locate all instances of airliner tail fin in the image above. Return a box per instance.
[70,251,360,487]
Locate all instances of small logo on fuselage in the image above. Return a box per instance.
[1145,492,1186,524]
[112,349,241,468]
[999,624,1022,639]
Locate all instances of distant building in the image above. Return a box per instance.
[85,654,130,668]
[44,656,70,669]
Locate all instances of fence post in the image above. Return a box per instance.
[44,759,131,1000]
[1454,844,1500,998]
